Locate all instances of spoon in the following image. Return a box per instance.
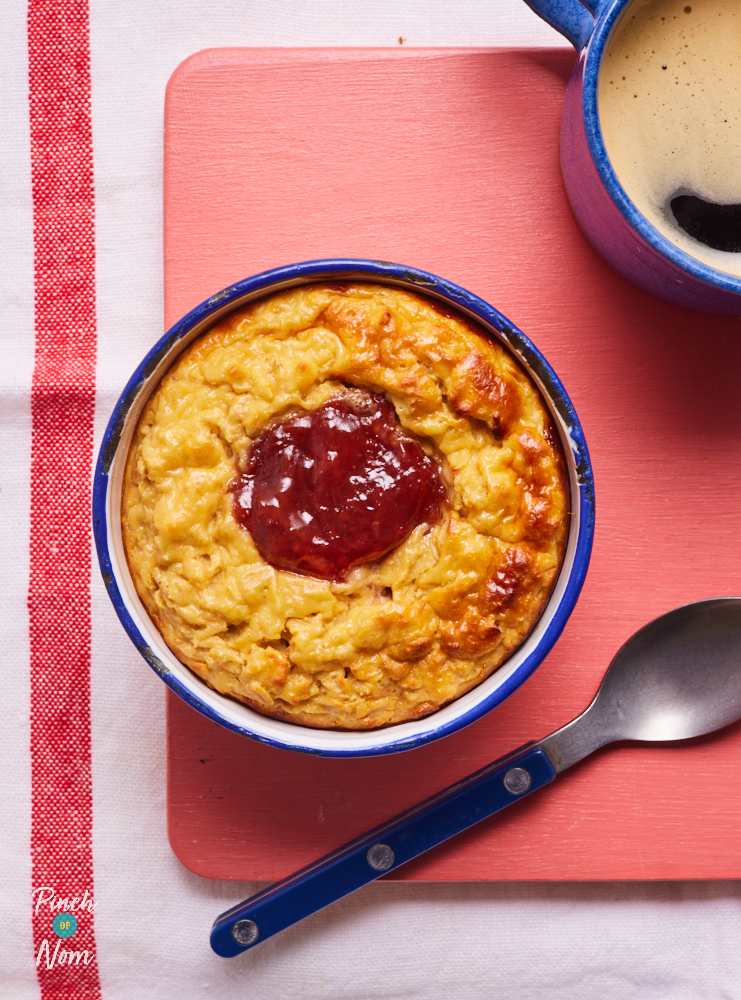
[210,597,741,957]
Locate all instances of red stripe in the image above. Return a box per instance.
[28,1,101,996]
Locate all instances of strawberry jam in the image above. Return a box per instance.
[233,391,447,580]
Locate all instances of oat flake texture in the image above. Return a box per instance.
[123,283,568,729]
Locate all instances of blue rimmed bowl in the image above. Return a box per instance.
[93,259,594,757]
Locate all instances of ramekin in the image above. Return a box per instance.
[93,259,595,757]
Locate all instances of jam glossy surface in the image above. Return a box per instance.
[233,392,447,580]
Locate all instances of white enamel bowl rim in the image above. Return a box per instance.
[93,258,595,758]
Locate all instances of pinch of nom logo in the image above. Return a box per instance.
[33,887,96,969]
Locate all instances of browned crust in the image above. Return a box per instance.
[122,283,569,730]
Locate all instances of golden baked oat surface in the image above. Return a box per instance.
[123,283,568,729]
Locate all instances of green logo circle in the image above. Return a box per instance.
[52,913,78,938]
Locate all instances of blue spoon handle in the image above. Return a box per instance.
[210,743,556,957]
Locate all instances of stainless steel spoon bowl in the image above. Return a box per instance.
[541,597,741,769]
[211,597,741,957]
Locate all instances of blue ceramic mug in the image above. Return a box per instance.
[525,0,741,314]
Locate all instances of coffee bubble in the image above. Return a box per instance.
[598,0,741,277]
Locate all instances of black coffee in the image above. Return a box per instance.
[598,0,741,275]
[671,196,741,254]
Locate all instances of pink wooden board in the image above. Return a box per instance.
[164,47,741,881]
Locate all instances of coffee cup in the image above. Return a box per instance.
[525,0,741,313]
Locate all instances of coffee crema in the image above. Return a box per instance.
[598,0,741,276]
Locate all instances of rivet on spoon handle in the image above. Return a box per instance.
[209,743,554,957]
[210,598,741,958]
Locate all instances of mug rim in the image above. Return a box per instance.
[93,258,595,758]
[580,0,741,295]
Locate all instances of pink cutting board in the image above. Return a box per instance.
[164,47,741,881]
